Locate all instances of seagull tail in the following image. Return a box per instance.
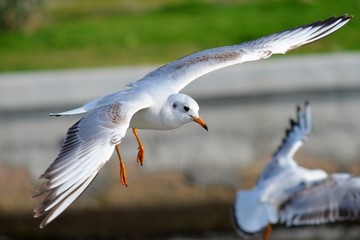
[233,189,278,236]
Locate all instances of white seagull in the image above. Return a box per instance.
[233,102,360,240]
[34,15,352,228]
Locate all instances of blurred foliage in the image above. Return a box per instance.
[0,0,44,32]
[0,0,358,72]
[46,0,259,17]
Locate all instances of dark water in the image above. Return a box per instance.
[2,226,360,240]
[2,208,360,240]
[164,225,360,240]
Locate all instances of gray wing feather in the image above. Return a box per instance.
[279,174,360,226]
[33,104,131,228]
[136,15,351,92]
[258,101,311,183]
[272,101,311,159]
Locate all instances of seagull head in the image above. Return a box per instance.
[167,93,208,131]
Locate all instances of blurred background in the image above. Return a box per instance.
[0,0,360,239]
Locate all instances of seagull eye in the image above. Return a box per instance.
[172,103,177,109]
[183,106,190,112]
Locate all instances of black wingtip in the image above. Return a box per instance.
[340,14,353,20]
[302,14,352,29]
[322,14,353,24]
[289,118,296,127]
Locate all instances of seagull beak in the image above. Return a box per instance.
[191,116,208,131]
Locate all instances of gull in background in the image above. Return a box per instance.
[233,102,360,240]
[34,15,352,228]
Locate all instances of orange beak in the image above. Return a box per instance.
[192,116,208,131]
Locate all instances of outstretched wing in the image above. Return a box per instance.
[135,15,352,92]
[279,174,360,226]
[232,103,312,235]
[258,101,311,183]
[273,101,311,161]
[33,102,147,228]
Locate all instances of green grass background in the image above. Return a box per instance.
[0,0,359,72]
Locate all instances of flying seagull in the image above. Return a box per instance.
[233,102,360,240]
[34,15,352,228]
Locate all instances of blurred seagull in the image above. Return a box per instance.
[233,102,360,240]
[34,15,352,228]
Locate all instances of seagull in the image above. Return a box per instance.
[233,101,360,240]
[34,15,352,228]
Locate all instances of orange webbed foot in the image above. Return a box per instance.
[132,128,145,166]
[263,224,272,240]
[136,146,145,166]
[119,158,128,187]
[115,144,128,187]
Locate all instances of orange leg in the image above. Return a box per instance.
[132,128,145,166]
[264,224,272,240]
[115,144,128,187]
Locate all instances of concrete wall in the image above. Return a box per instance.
[1,53,360,186]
